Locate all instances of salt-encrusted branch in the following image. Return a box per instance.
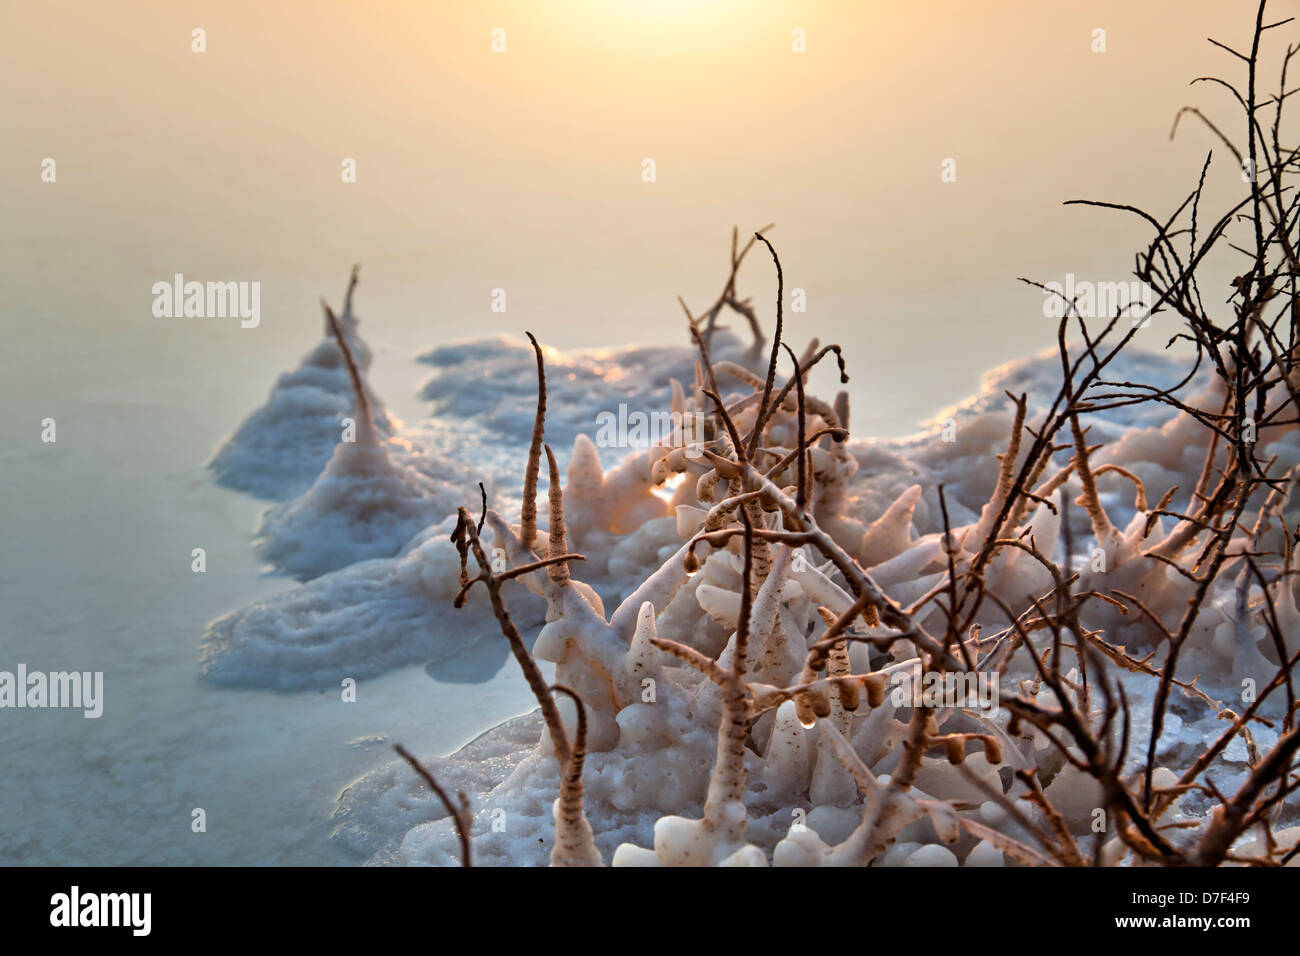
[1068,413,1117,544]
[520,331,547,551]
[962,392,1027,551]
[544,444,571,584]
[1092,464,1149,512]
[701,511,756,835]
[548,684,602,867]
[781,343,808,510]
[1196,724,1300,864]
[649,637,731,687]
[747,232,785,458]
[342,263,360,322]
[393,743,473,867]
[452,507,571,766]
[323,301,376,446]
[794,593,872,723]
[691,223,774,346]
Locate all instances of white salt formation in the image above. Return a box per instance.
[202,518,528,689]
[206,224,1298,867]
[324,233,1298,868]
[205,329,770,685]
[412,330,759,487]
[252,303,476,581]
[207,267,397,500]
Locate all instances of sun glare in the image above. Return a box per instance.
[535,0,785,54]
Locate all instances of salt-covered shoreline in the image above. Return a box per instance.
[202,303,1300,865]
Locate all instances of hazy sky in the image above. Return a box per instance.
[0,0,1275,434]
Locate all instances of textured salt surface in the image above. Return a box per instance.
[207,306,396,501]
[202,333,758,687]
[205,332,1300,866]
[209,338,1297,692]
[250,441,479,582]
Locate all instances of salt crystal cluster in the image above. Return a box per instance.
[206,256,1299,868]
[207,268,397,500]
